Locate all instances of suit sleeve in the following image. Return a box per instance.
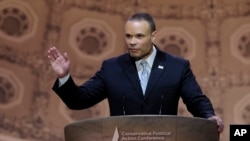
[52,68,107,110]
[180,61,215,118]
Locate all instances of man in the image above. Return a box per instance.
[48,12,224,133]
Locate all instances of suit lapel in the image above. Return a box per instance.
[144,50,166,98]
[121,55,143,97]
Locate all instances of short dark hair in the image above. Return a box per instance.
[127,12,156,33]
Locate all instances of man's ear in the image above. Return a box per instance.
[151,31,157,42]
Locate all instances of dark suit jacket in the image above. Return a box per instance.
[53,48,215,118]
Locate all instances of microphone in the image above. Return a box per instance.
[122,95,126,115]
[159,93,164,115]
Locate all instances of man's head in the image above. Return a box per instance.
[125,12,157,60]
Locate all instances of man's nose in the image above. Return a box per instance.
[129,37,137,45]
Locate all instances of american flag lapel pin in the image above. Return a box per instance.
[158,65,164,69]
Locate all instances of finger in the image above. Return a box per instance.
[48,49,56,62]
[48,47,61,60]
[208,116,224,133]
[216,118,224,133]
[48,54,56,64]
[53,47,62,58]
[63,52,68,61]
[218,122,224,133]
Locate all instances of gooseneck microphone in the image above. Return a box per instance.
[122,94,126,115]
[159,93,164,115]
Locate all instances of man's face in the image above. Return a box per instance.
[125,20,156,60]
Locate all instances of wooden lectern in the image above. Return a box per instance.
[64,115,219,141]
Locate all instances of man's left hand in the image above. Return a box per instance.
[208,115,224,133]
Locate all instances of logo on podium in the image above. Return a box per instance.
[112,126,172,141]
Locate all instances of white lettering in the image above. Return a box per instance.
[234,129,247,136]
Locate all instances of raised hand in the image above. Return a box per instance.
[47,47,70,78]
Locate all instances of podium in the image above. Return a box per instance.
[64,115,219,141]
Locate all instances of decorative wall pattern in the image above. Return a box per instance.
[155,27,196,59]
[69,19,115,59]
[231,24,250,64]
[0,68,23,109]
[235,94,250,124]
[0,0,249,141]
[0,0,38,42]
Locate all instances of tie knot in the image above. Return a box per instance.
[140,61,147,69]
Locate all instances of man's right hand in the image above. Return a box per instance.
[47,47,70,78]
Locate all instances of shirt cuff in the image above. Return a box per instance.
[58,73,70,87]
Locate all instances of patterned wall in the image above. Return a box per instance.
[0,0,250,141]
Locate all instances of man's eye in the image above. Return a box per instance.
[136,34,144,38]
[125,34,132,38]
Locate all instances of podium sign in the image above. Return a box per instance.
[64,115,219,141]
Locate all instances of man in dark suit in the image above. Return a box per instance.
[48,12,224,133]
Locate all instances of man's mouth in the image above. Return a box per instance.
[129,48,139,52]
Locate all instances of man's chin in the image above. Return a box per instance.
[129,53,141,60]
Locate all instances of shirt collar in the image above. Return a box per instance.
[135,45,157,70]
